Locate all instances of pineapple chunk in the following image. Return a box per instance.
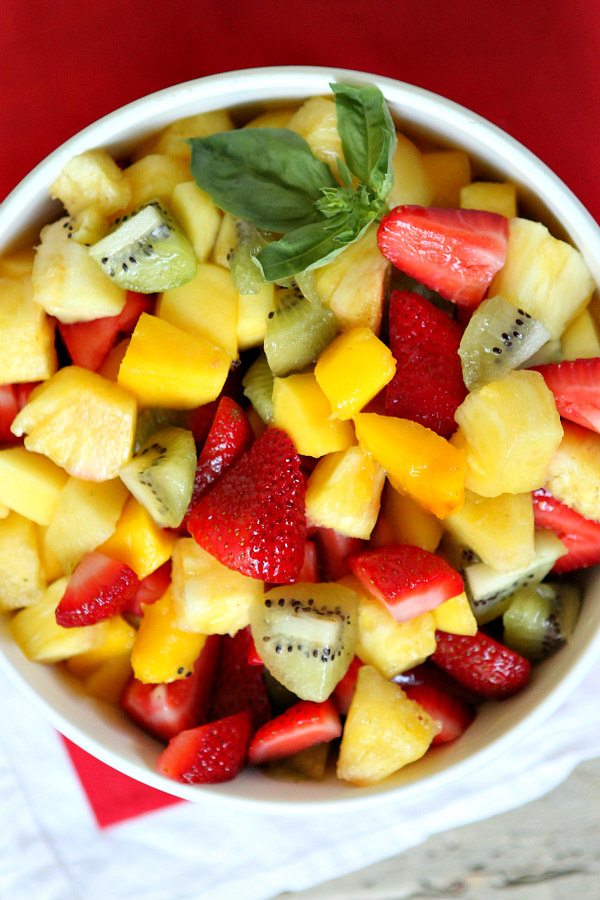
[272,373,355,457]
[387,133,435,208]
[0,247,35,279]
[0,512,46,610]
[560,308,600,360]
[337,665,437,786]
[157,263,238,359]
[80,655,134,704]
[287,97,342,169]
[49,149,131,216]
[133,109,234,161]
[171,538,263,635]
[0,276,57,382]
[489,218,595,339]
[170,181,222,263]
[122,154,190,212]
[421,150,471,207]
[314,327,396,420]
[44,477,129,573]
[100,496,176,579]
[36,524,64,581]
[433,591,477,636]
[244,107,296,129]
[380,483,443,552]
[66,614,136,678]
[314,225,389,333]
[454,369,563,497]
[460,181,517,218]
[545,421,600,521]
[444,490,535,572]
[117,313,231,409]
[11,366,137,481]
[305,446,385,539]
[0,447,68,525]
[32,218,126,323]
[237,283,275,350]
[131,587,207,684]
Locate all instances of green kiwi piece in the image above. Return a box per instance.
[242,353,274,423]
[89,202,197,292]
[133,407,188,453]
[119,425,196,528]
[250,582,358,702]
[503,581,582,660]
[459,295,551,390]
[465,530,567,625]
[230,220,268,294]
[264,284,338,377]
[266,742,330,781]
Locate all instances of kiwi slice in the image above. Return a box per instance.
[89,201,197,292]
[264,283,338,377]
[230,220,268,294]
[119,425,196,528]
[465,530,567,625]
[459,295,550,390]
[503,581,582,660]
[242,353,274,423]
[133,407,188,453]
[250,582,358,702]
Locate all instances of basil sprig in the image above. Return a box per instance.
[189,83,396,281]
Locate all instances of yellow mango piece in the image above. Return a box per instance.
[0,276,57,383]
[157,263,238,359]
[460,181,517,218]
[0,447,68,525]
[118,313,231,409]
[0,512,46,611]
[131,587,206,684]
[98,337,130,381]
[170,181,222,263]
[433,591,477,636]
[122,154,190,211]
[237,283,275,350]
[314,327,396,420]
[381,483,443,552]
[305,445,385,539]
[100,496,176,579]
[134,109,234,160]
[66,615,136,678]
[560,308,600,360]
[272,373,355,457]
[11,366,137,481]
[421,150,471,207]
[387,132,435,208]
[353,413,466,519]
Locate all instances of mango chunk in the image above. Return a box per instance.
[460,181,517,218]
[380,483,443,552]
[131,587,206,684]
[100,496,176,579]
[433,591,477,636]
[421,150,471,207]
[272,372,355,457]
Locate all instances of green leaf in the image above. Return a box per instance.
[189,129,338,233]
[331,83,396,199]
[256,222,352,282]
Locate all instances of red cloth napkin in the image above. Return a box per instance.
[2,1,598,827]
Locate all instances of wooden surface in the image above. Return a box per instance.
[278,758,600,899]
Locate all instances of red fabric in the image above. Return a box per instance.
[2,1,598,826]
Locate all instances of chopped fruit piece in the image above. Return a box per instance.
[208,627,272,730]
[170,183,222,264]
[49,149,131,216]
[444,490,535,572]
[272,372,355,458]
[131,587,207,684]
[377,205,508,308]
[121,154,190,212]
[379,484,443,552]
[432,592,477,636]
[313,527,366,580]
[100,496,177,579]
[188,428,305,583]
[287,96,342,167]
[0,447,68,525]
[124,560,171,617]
[237,283,276,350]
[158,711,252,784]
[0,277,57,383]
[297,540,319,583]
[532,488,600,573]
[314,327,395,421]
[0,512,46,611]
[387,132,434,208]
[247,633,263,666]
[264,282,338,378]
[560,308,600,361]
[432,630,531,699]
[534,357,600,434]
[135,110,234,161]
[120,635,220,741]
[385,290,466,437]
[67,614,136,679]
[337,665,437,785]
[353,413,466,518]
[266,742,330,781]
[403,683,474,744]
[0,384,19,443]
[502,581,581,660]
[248,699,341,766]
[421,150,471,207]
[332,656,363,715]
[460,181,517,218]
[55,551,140,627]
[349,545,464,623]
[545,422,600,522]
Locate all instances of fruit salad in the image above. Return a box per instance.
[1,82,598,789]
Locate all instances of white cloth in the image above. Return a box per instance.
[1,658,599,900]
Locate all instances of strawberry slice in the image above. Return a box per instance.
[55,551,140,627]
[0,384,19,443]
[188,396,253,510]
[120,635,221,742]
[385,290,467,437]
[313,527,366,580]
[297,539,319,582]
[349,545,464,623]
[247,699,342,766]
[58,291,153,371]
[403,683,474,744]
[157,710,252,783]
[209,628,271,731]
[188,427,305,583]
[122,561,171,617]
[533,357,600,433]
[432,630,531,699]
[332,656,363,715]
[377,205,508,308]
[532,487,600,573]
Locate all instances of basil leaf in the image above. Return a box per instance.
[256,222,352,282]
[331,83,396,200]
[189,129,338,233]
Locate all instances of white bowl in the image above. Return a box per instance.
[1,66,600,813]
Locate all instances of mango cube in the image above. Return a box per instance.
[433,591,477,636]
[131,587,207,684]
[381,483,443,552]
[100,496,176,579]
[0,512,46,610]
[0,447,68,524]
[460,181,517,218]
[0,277,57,383]
[314,327,396,420]
[272,373,355,457]
[170,182,222,264]
[421,150,471,207]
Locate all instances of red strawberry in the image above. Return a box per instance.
[377,205,508,308]
[188,427,305,583]
[432,630,531,699]
[313,527,366,580]
[186,400,219,445]
[247,699,342,766]
[58,291,153,371]
[532,487,600,573]
[209,628,271,731]
[297,539,319,582]
[332,657,363,715]
[120,635,221,742]
[385,290,467,437]
[349,545,464,623]
[0,384,19,442]
[122,561,171,617]
[188,396,253,510]
[533,357,600,433]
[246,633,264,667]
[157,710,252,784]
[55,551,140,627]
[403,683,474,744]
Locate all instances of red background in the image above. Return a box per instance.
[2,0,599,826]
